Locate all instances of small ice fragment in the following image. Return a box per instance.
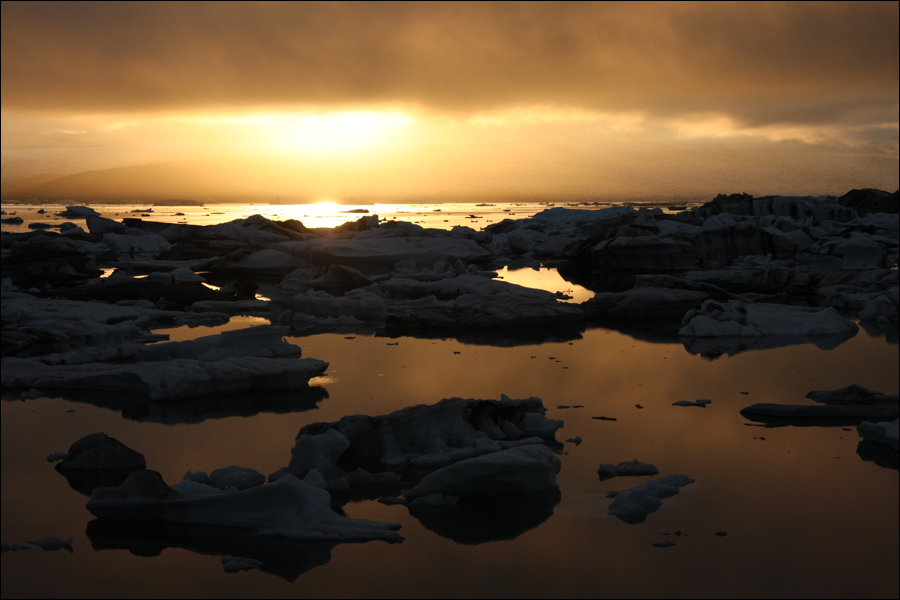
[653,541,676,548]
[597,459,659,480]
[716,531,728,537]
[567,436,582,446]
[28,536,73,552]
[1,542,32,552]
[222,555,263,572]
[672,400,711,407]
[607,474,694,523]
[46,452,69,463]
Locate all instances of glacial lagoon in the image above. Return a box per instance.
[2,200,897,598]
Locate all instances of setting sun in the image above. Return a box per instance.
[261,111,411,154]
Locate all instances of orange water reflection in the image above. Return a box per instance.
[2,323,897,597]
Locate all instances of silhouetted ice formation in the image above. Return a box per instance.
[86,470,403,543]
[2,386,328,425]
[3,190,897,353]
[2,356,328,401]
[269,395,563,497]
[741,385,899,426]
[86,518,336,581]
[606,474,695,524]
[596,459,660,481]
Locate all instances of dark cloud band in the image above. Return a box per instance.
[2,1,897,128]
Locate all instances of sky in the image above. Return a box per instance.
[1,1,897,201]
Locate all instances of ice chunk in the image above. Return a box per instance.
[1,542,32,552]
[806,385,898,406]
[87,470,402,543]
[222,555,264,572]
[606,474,694,524]
[405,445,561,500]
[741,403,898,421]
[295,234,490,273]
[857,419,899,451]
[2,356,329,401]
[57,205,100,219]
[288,290,387,320]
[271,396,562,489]
[27,536,73,552]
[596,459,659,481]
[170,266,205,284]
[203,466,266,491]
[139,326,301,362]
[56,433,146,471]
[679,300,858,337]
[672,399,712,407]
[103,232,171,258]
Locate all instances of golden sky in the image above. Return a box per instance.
[1,1,897,200]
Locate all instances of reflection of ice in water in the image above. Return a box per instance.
[496,266,593,303]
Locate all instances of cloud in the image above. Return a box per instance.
[2,1,897,129]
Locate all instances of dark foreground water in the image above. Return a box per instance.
[2,318,897,598]
[2,202,898,598]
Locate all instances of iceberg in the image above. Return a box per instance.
[2,356,328,401]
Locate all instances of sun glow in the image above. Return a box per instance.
[260,112,412,154]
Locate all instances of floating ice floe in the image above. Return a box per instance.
[606,474,695,524]
[55,433,146,471]
[182,466,267,491]
[2,356,328,401]
[87,470,403,543]
[672,399,712,407]
[270,395,563,495]
[741,385,898,424]
[27,536,73,552]
[857,419,899,451]
[679,300,858,338]
[222,555,263,572]
[806,385,899,406]
[57,206,100,219]
[584,287,709,322]
[404,445,561,501]
[596,460,659,481]
[139,326,300,362]
[281,222,492,273]
[1,542,32,552]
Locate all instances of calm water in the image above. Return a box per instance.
[1,202,898,598]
